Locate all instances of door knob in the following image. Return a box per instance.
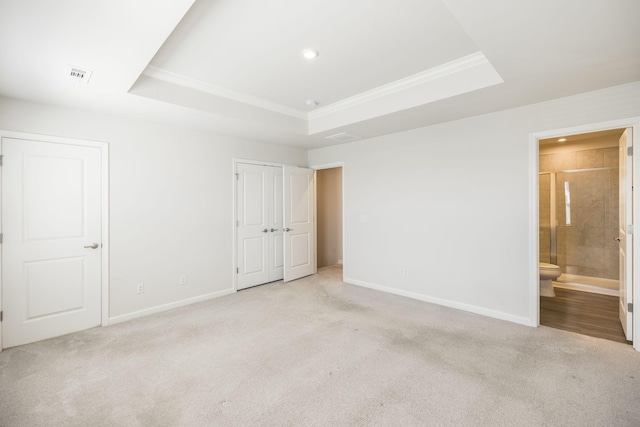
[84,243,99,249]
[285,227,293,232]
[270,228,278,232]
[262,229,268,233]
[614,237,621,242]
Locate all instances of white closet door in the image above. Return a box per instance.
[237,164,284,289]
[268,167,284,281]
[237,163,269,290]
[283,166,316,282]
[2,138,102,348]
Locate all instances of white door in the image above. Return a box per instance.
[283,166,315,282]
[237,163,269,289]
[269,167,284,281]
[619,128,633,340]
[2,138,102,348]
[236,164,283,290]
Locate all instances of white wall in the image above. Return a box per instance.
[308,81,640,325]
[0,97,307,319]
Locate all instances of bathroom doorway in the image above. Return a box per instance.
[537,128,631,343]
[313,164,344,280]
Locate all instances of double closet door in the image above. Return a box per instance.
[236,163,315,290]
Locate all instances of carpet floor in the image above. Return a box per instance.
[1,265,639,426]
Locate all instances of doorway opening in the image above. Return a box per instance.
[313,164,344,281]
[537,127,631,344]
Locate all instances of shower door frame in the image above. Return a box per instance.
[539,172,557,265]
[529,117,640,352]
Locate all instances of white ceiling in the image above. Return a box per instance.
[0,0,639,149]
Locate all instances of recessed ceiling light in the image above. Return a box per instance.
[302,49,319,60]
[558,138,567,142]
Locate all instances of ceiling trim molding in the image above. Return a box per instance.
[307,51,491,120]
[142,65,308,119]
[142,51,495,128]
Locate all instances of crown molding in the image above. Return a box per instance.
[142,65,308,119]
[307,51,493,120]
[143,51,496,130]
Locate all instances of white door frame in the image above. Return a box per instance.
[310,162,346,274]
[0,130,110,351]
[528,117,640,351]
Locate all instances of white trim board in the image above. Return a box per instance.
[308,52,496,120]
[344,277,532,327]
[109,288,235,325]
[143,65,307,120]
[144,52,501,135]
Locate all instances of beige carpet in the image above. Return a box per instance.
[1,265,639,426]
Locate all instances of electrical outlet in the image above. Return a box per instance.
[136,283,144,294]
[180,274,188,286]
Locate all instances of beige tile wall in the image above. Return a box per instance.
[539,147,619,279]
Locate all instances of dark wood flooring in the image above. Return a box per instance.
[540,287,631,344]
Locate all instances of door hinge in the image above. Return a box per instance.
[628,225,634,235]
[628,146,633,156]
[0,155,3,166]
[235,173,239,180]
[236,267,239,274]
[0,311,3,322]
[629,303,634,313]
[0,233,3,244]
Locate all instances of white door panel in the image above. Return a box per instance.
[291,233,311,268]
[242,237,267,274]
[25,257,85,318]
[237,164,269,289]
[236,164,284,289]
[284,166,315,282]
[619,128,633,340]
[268,168,284,281]
[2,138,102,348]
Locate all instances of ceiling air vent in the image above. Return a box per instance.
[324,132,361,143]
[65,65,93,83]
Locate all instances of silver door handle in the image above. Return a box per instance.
[270,228,278,232]
[614,237,621,242]
[84,243,99,249]
[285,228,293,232]
[262,229,268,233]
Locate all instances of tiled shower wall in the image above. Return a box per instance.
[539,147,619,280]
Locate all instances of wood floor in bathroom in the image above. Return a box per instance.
[540,288,631,344]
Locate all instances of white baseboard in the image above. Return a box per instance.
[108,288,236,325]
[344,277,532,327]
